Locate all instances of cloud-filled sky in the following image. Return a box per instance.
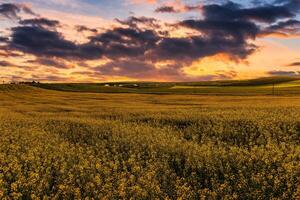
[0,0,300,82]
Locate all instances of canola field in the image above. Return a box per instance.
[0,85,299,199]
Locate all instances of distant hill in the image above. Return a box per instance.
[174,76,300,87]
[3,76,300,95]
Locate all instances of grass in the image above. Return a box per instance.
[34,76,300,95]
[0,84,299,199]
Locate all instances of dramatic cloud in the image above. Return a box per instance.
[202,2,294,23]
[156,0,300,23]
[155,1,202,13]
[90,26,160,59]
[152,36,256,62]
[0,3,20,19]
[96,60,155,78]
[0,36,8,43]
[26,58,71,69]
[261,19,300,37]
[1,1,300,81]
[9,16,161,61]
[19,18,60,28]
[274,0,300,13]
[9,26,103,59]
[155,6,178,13]
[75,25,98,33]
[115,16,160,29]
[0,3,36,20]
[268,70,299,76]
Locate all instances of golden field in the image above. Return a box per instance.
[0,85,299,199]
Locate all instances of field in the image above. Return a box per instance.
[0,81,300,199]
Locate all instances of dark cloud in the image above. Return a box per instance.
[9,23,160,61]
[26,58,71,69]
[20,18,60,28]
[261,19,300,36]
[287,62,300,67]
[0,60,24,68]
[274,0,300,13]
[164,0,300,63]
[9,26,103,60]
[10,26,77,57]
[268,19,300,30]
[6,2,297,60]
[185,5,203,12]
[155,6,178,13]
[0,36,8,43]
[0,60,13,67]
[75,25,98,33]
[90,21,255,65]
[116,16,161,29]
[268,70,299,76]
[20,5,37,16]
[155,4,202,13]
[90,27,160,59]
[96,60,156,78]
[0,3,21,19]
[155,16,259,62]
[0,3,37,20]
[151,36,256,63]
[156,1,299,23]
[152,1,299,72]
[202,2,294,23]
[179,19,259,41]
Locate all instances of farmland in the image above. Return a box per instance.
[0,81,300,199]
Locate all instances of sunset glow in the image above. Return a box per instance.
[1,0,300,82]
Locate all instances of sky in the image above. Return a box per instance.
[0,0,300,82]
